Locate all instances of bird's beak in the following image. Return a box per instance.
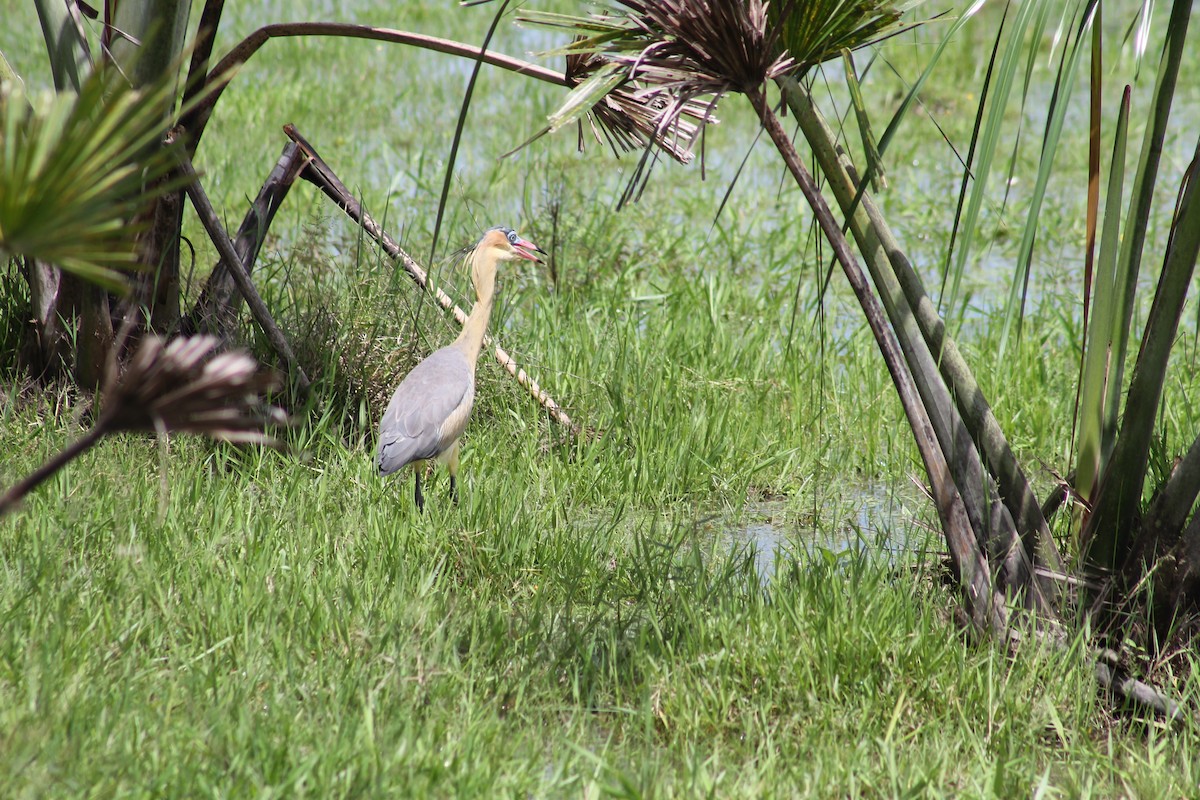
[512,234,547,263]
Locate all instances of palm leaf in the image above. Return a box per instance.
[1073,86,1131,508]
[0,65,187,292]
[770,0,919,71]
[523,0,919,172]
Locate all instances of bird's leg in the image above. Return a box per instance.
[448,443,460,506]
[414,470,425,513]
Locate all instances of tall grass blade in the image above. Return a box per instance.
[939,4,1006,305]
[996,1,1097,360]
[429,0,510,267]
[1073,85,1129,508]
[1080,6,1102,355]
[1086,135,1200,570]
[1128,0,1155,78]
[943,0,1045,318]
[838,3,981,270]
[1105,0,1191,434]
[841,48,886,192]
[995,0,1054,219]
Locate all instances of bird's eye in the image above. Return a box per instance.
[508,232,518,244]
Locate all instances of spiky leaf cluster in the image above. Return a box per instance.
[768,0,909,73]
[524,0,916,173]
[101,335,287,443]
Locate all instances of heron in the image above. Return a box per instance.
[376,226,545,511]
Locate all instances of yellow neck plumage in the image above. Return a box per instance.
[453,243,499,365]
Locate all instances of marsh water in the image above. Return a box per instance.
[712,483,931,584]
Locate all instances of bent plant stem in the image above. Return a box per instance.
[185,140,309,335]
[780,76,1064,582]
[0,423,108,516]
[189,23,567,151]
[282,125,579,436]
[745,85,1006,635]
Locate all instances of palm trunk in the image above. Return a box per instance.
[110,0,193,336]
[779,76,1061,607]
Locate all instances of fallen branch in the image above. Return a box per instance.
[282,124,579,435]
[1095,653,1184,723]
[174,143,311,394]
[183,140,309,335]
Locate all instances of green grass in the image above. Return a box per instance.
[4,283,1199,796]
[4,0,1200,796]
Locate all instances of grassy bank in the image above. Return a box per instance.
[4,278,1198,796]
[4,0,1200,796]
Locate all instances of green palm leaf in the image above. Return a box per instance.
[0,66,187,292]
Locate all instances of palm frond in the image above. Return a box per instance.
[562,50,710,163]
[0,335,286,516]
[101,335,287,443]
[522,0,917,171]
[770,0,918,72]
[0,65,186,292]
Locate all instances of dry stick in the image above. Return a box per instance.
[1095,659,1183,723]
[282,124,579,436]
[745,86,1006,636]
[185,141,308,334]
[174,147,312,394]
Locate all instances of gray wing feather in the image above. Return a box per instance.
[376,347,474,475]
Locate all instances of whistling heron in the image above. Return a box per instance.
[376,226,545,511]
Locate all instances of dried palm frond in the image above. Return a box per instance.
[614,0,797,94]
[523,0,919,172]
[0,336,287,516]
[505,23,715,166]
[563,49,710,164]
[100,335,288,442]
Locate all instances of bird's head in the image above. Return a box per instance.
[476,226,545,264]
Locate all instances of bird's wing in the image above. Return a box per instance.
[376,348,475,476]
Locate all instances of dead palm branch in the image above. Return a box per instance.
[0,336,286,516]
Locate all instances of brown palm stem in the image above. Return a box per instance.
[0,422,109,516]
[188,23,567,153]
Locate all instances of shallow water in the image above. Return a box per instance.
[718,483,931,584]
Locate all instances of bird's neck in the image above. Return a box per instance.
[453,252,497,365]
